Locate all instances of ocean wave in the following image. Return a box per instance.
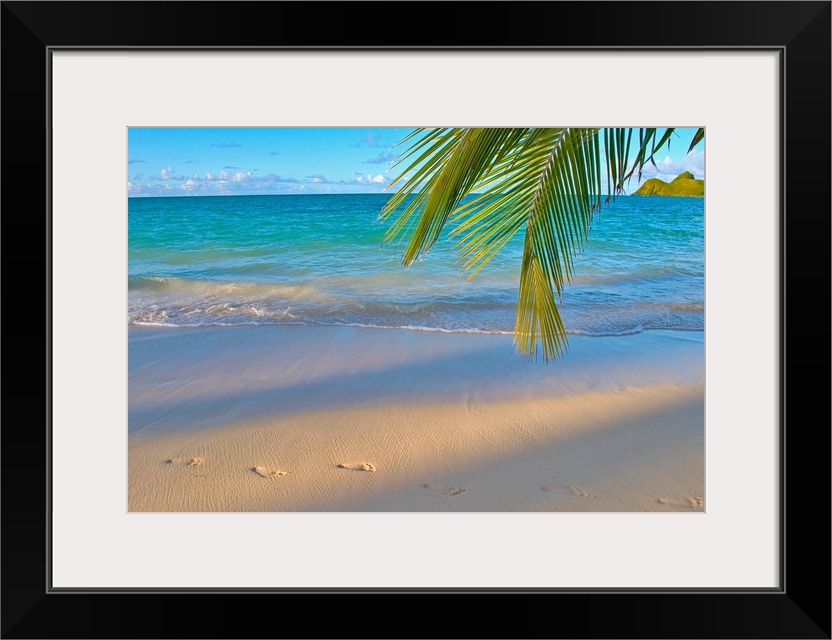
[128,276,703,336]
[566,326,646,337]
[665,301,704,312]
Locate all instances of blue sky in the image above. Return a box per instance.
[127,127,704,197]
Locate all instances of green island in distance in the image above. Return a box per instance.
[632,171,704,197]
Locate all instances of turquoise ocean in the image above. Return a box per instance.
[128,194,704,337]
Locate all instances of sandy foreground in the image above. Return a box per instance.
[128,324,704,512]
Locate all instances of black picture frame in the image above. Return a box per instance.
[3,2,829,638]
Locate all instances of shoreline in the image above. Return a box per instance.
[128,324,704,512]
[129,319,703,337]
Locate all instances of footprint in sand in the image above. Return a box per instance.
[423,483,467,496]
[253,466,288,478]
[337,462,377,472]
[166,457,203,466]
[657,496,704,508]
[567,485,597,499]
[165,457,206,478]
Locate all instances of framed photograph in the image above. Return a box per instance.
[123,123,708,518]
[4,1,829,637]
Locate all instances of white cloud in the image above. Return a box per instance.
[640,149,704,181]
[354,173,387,185]
[133,167,395,197]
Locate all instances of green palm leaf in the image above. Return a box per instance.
[688,128,705,153]
[380,127,696,361]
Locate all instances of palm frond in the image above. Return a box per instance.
[381,128,527,265]
[688,127,705,153]
[380,126,688,361]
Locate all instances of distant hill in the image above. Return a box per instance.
[633,171,704,197]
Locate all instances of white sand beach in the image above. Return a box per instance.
[128,324,704,512]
